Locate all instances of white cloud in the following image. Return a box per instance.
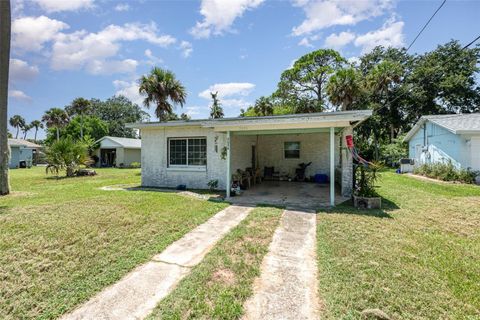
[12,15,69,51]
[144,49,163,65]
[347,56,360,66]
[32,0,94,12]
[9,59,39,82]
[51,22,176,74]
[354,18,405,53]
[9,89,32,101]
[86,59,138,75]
[190,0,264,39]
[292,0,393,36]
[179,41,193,58]
[184,106,206,117]
[114,3,130,11]
[324,31,355,49]
[199,82,255,99]
[113,80,143,106]
[298,37,313,47]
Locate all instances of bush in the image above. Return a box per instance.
[207,179,218,191]
[380,137,408,167]
[45,138,92,177]
[130,162,141,168]
[354,162,381,197]
[414,162,478,184]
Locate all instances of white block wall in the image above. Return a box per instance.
[255,133,339,179]
[141,126,228,189]
[140,126,352,196]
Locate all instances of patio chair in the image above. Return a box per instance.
[264,166,279,181]
[234,169,251,189]
[246,167,262,185]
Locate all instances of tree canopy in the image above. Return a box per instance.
[139,67,187,121]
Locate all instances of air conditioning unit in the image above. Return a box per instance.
[399,158,415,173]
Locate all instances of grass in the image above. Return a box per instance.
[149,206,283,319]
[0,167,228,319]
[317,171,480,319]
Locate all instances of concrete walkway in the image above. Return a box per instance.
[242,209,320,320]
[62,205,252,320]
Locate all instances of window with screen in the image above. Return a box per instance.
[284,141,300,159]
[169,138,207,166]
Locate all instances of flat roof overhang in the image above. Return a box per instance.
[127,110,372,133]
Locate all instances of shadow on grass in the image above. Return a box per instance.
[0,206,9,215]
[320,197,399,219]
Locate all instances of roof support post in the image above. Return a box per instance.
[226,131,231,198]
[330,127,335,207]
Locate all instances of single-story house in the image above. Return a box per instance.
[128,110,372,206]
[94,136,141,167]
[404,113,480,171]
[8,139,42,169]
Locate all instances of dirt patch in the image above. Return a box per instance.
[211,268,236,286]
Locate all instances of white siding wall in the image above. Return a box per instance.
[141,126,228,189]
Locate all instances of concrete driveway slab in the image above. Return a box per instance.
[242,209,320,320]
[62,205,252,320]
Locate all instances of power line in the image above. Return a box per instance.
[463,34,480,49]
[407,0,447,51]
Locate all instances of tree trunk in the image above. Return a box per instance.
[15,126,18,138]
[390,125,395,143]
[0,0,11,195]
[34,129,37,142]
[56,127,59,141]
[80,114,83,139]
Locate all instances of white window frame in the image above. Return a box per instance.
[168,137,207,168]
[284,141,300,159]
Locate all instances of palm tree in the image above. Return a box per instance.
[9,115,25,138]
[21,123,31,139]
[326,68,362,111]
[209,92,224,119]
[138,67,187,121]
[0,0,11,195]
[253,96,274,116]
[42,108,69,141]
[366,61,403,141]
[65,97,91,139]
[30,120,43,142]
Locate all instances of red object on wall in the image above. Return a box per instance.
[345,135,354,148]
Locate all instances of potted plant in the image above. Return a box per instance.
[353,163,382,209]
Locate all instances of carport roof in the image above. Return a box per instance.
[127,110,372,132]
[95,136,141,149]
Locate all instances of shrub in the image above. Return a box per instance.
[45,138,92,177]
[354,162,381,197]
[380,136,408,167]
[414,162,478,184]
[130,162,141,168]
[207,179,218,191]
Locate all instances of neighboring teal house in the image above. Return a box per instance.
[8,139,42,169]
[404,114,480,172]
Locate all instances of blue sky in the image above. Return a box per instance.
[8,0,480,138]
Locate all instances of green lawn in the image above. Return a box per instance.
[149,206,282,320]
[317,172,480,319]
[0,167,227,319]
[2,168,479,320]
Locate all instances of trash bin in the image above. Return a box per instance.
[19,161,27,168]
